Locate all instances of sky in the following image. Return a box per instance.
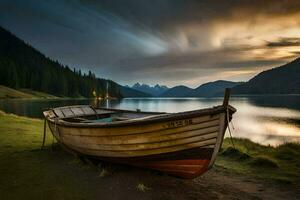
[1,0,300,88]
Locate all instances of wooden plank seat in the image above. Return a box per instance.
[52,105,104,119]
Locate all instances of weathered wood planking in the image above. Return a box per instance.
[53,114,220,136]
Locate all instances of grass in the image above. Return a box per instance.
[136,183,150,192]
[0,110,97,199]
[19,89,58,99]
[0,110,51,152]
[0,85,35,99]
[0,85,58,99]
[216,138,300,185]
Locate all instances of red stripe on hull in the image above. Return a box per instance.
[132,159,211,179]
[62,146,215,179]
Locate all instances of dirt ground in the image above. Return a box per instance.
[90,163,300,200]
[41,149,300,200]
[1,146,299,200]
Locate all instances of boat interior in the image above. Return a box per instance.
[47,105,165,123]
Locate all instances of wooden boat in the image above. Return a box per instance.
[43,89,236,178]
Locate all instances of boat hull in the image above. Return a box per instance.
[45,106,233,178]
[98,147,214,178]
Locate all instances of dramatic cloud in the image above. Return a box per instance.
[1,0,300,87]
[266,37,300,47]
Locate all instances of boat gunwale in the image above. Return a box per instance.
[44,105,236,128]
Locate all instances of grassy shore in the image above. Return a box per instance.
[0,85,89,100]
[0,85,59,99]
[217,139,300,185]
[0,110,299,199]
[0,110,95,199]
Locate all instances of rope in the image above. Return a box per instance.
[51,131,54,150]
[41,118,47,150]
[226,106,236,149]
[230,117,235,130]
[52,118,58,150]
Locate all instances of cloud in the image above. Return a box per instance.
[266,37,300,47]
[106,46,289,87]
[1,0,300,87]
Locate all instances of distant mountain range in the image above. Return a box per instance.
[160,80,241,97]
[128,57,300,97]
[132,80,241,97]
[131,83,169,96]
[232,58,300,94]
[131,81,241,97]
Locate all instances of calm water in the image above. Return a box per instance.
[0,96,299,146]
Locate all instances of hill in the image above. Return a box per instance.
[192,80,242,97]
[132,83,168,96]
[160,81,241,97]
[119,86,152,97]
[0,26,121,98]
[160,85,194,97]
[233,58,300,94]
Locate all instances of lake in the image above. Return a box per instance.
[0,96,299,146]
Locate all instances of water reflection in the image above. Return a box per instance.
[0,96,299,146]
[112,98,223,113]
[228,102,300,146]
[244,95,300,110]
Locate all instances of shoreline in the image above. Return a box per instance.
[0,97,89,101]
[2,85,300,101]
[0,85,95,100]
[0,111,299,199]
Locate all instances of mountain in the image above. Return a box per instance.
[233,58,300,94]
[119,86,152,97]
[160,81,241,97]
[160,85,194,97]
[192,80,242,97]
[132,83,168,96]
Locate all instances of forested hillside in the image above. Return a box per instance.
[0,26,121,98]
[233,58,300,94]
